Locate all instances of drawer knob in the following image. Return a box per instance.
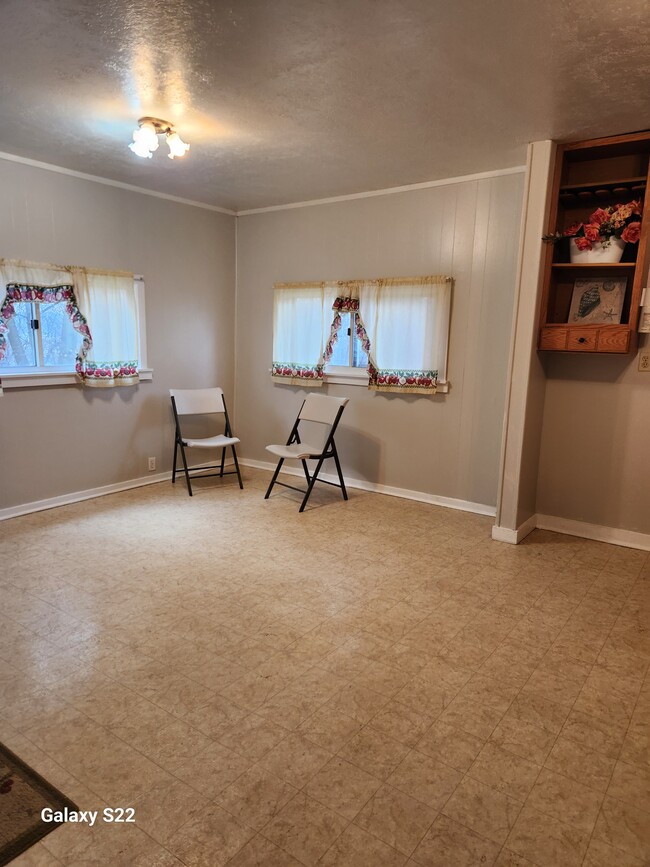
[578,337,587,343]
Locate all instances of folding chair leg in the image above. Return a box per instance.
[332,445,348,501]
[264,458,285,499]
[178,441,193,496]
[231,445,244,490]
[219,447,226,478]
[172,438,179,484]
[299,455,327,513]
[301,459,311,484]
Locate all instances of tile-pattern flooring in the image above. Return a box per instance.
[1,468,649,866]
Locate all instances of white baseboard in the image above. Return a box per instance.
[491,513,538,544]
[0,472,171,521]
[0,460,236,522]
[9,462,646,554]
[240,458,496,517]
[536,514,650,552]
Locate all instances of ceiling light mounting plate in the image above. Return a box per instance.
[138,117,173,136]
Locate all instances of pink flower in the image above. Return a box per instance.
[621,221,641,243]
[583,223,601,242]
[575,237,593,251]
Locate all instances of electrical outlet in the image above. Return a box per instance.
[148,457,156,471]
[639,351,650,372]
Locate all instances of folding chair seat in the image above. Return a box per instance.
[264,394,349,512]
[170,387,243,496]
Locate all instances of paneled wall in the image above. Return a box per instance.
[235,171,525,510]
[537,352,650,536]
[0,160,236,510]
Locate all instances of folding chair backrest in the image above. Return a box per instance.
[170,388,225,416]
[298,394,349,425]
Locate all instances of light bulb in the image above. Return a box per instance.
[166,131,190,159]
[129,139,153,158]
[135,122,159,152]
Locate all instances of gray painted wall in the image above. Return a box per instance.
[235,173,525,509]
[0,161,236,509]
[537,351,650,535]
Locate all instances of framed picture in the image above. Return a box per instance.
[568,278,627,325]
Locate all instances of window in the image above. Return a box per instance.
[326,312,368,369]
[272,276,452,393]
[0,300,79,370]
[0,260,151,389]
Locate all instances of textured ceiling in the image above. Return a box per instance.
[1,0,649,211]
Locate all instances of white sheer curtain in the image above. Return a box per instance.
[272,282,338,385]
[358,276,452,393]
[74,268,139,387]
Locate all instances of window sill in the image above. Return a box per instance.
[0,368,154,390]
[325,368,369,387]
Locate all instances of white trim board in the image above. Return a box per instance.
[0,149,524,216]
[0,472,171,522]
[5,465,648,553]
[0,150,236,215]
[491,513,537,544]
[237,166,527,215]
[0,460,237,522]
[0,460,496,522]
[241,458,496,516]
[536,514,650,552]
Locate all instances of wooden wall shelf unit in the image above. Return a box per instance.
[538,131,650,354]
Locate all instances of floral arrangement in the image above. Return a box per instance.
[543,200,642,251]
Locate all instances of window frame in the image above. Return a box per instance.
[0,275,152,390]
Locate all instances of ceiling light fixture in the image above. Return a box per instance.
[128,117,190,160]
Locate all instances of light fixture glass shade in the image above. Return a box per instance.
[129,139,154,158]
[135,122,159,152]
[166,132,190,159]
[129,120,160,158]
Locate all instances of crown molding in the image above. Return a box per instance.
[236,165,526,215]
[0,149,525,216]
[0,150,236,215]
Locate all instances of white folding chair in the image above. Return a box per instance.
[264,394,349,512]
[170,388,243,496]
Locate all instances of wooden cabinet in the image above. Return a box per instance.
[538,131,650,353]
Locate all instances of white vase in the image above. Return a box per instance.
[569,237,626,264]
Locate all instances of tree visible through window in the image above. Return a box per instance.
[0,301,79,369]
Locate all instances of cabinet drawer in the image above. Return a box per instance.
[597,328,630,353]
[539,327,568,350]
[567,328,598,351]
